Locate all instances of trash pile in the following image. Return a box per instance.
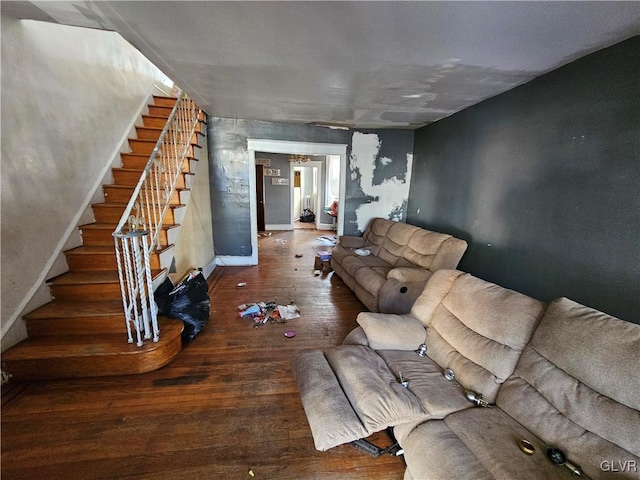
[238,300,300,328]
[155,269,210,343]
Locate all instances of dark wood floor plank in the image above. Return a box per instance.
[1,229,404,479]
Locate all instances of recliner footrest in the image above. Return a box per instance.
[291,349,369,451]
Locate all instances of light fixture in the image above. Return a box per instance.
[289,154,311,163]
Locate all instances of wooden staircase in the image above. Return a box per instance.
[2,96,206,381]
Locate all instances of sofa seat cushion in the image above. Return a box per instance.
[377,349,473,420]
[401,407,578,480]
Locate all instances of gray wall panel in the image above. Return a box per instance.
[207,119,414,256]
[407,37,639,323]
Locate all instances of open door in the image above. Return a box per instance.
[255,164,265,232]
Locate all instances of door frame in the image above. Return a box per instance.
[247,139,347,265]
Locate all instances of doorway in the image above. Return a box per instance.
[247,140,348,265]
[293,161,322,230]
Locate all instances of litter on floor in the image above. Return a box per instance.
[237,300,300,328]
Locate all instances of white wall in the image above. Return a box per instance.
[1,18,172,350]
[172,134,216,278]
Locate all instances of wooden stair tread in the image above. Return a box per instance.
[93,201,187,209]
[66,245,174,258]
[142,114,173,120]
[24,299,125,319]
[49,269,165,285]
[81,222,181,231]
[104,184,191,193]
[2,319,183,360]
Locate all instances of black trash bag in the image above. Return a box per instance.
[300,208,315,222]
[155,271,210,343]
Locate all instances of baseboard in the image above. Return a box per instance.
[215,255,258,266]
[266,224,294,231]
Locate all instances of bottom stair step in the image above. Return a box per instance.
[25,299,128,336]
[1,318,184,381]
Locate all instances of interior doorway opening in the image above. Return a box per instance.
[247,140,348,265]
[293,161,321,230]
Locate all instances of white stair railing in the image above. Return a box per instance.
[113,90,202,346]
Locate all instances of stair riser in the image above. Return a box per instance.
[51,283,122,301]
[80,228,117,247]
[93,206,177,224]
[113,170,190,189]
[121,155,194,173]
[103,185,186,205]
[142,116,167,129]
[128,140,157,155]
[136,128,199,145]
[135,128,161,141]
[27,316,127,336]
[82,230,169,247]
[141,116,204,131]
[127,139,198,157]
[147,105,173,117]
[2,338,182,380]
[153,96,178,107]
[81,228,173,248]
[65,252,162,271]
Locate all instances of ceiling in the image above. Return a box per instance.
[3,1,640,129]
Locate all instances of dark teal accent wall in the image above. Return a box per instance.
[407,37,639,323]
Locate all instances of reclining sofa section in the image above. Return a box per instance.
[330,218,468,313]
[291,270,640,480]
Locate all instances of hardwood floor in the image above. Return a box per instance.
[1,229,406,480]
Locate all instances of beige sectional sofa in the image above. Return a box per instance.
[331,218,468,313]
[292,270,640,479]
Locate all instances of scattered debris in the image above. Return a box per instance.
[317,235,338,245]
[237,300,300,328]
[295,253,304,258]
[278,304,300,320]
[237,282,247,287]
[284,330,296,338]
[275,238,288,244]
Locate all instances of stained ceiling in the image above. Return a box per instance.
[3,1,640,129]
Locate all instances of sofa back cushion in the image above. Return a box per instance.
[411,270,546,403]
[362,218,395,257]
[497,298,640,473]
[362,218,465,270]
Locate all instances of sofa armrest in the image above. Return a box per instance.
[430,237,468,271]
[356,312,426,350]
[338,235,365,248]
[387,267,431,283]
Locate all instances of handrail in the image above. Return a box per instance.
[113,90,202,346]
